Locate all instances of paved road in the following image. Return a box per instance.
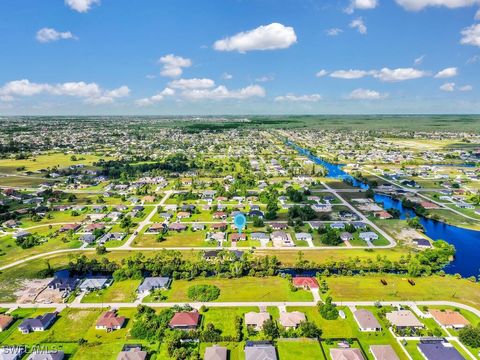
[121,190,172,248]
[1,300,479,316]
[322,181,397,248]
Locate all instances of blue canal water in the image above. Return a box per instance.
[288,141,480,277]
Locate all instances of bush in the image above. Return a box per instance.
[459,326,480,348]
[318,296,339,320]
[187,285,220,301]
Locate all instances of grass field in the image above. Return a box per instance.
[82,280,140,303]
[277,338,325,360]
[161,277,313,302]
[327,275,480,309]
[0,153,108,174]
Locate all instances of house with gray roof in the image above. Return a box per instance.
[18,312,58,334]
[244,342,277,360]
[204,345,227,360]
[353,309,382,332]
[27,351,64,360]
[137,277,171,295]
[0,347,25,360]
[417,340,465,360]
[79,277,112,292]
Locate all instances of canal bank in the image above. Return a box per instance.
[288,141,480,278]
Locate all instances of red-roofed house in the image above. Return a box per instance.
[95,310,126,331]
[420,202,440,210]
[60,224,81,233]
[292,277,319,290]
[169,311,200,330]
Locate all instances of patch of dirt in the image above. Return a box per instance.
[14,278,52,304]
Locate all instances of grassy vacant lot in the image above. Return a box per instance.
[82,280,140,303]
[161,277,313,303]
[0,229,82,268]
[201,306,257,336]
[0,153,107,174]
[327,275,480,309]
[0,175,57,187]
[277,338,325,360]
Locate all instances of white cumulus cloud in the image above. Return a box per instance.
[330,69,369,79]
[434,67,458,78]
[372,67,428,81]
[36,28,77,43]
[316,70,328,77]
[168,78,215,90]
[348,88,388,99]
[274,93,322,102]
[135,88,175,106]
[65,0,100,13]
[461,23,480,47]
[440,82,456,91]
[0,79,129,104]
[350,17,367,34]
[158,54,192,78]
[213,23,297,53]
[346,0,378,13]
[326,28,343,36]
[181,85,266,100]
[459,84,473,91]
[396,0,479,11]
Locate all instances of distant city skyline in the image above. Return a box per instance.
[1,0,480,115]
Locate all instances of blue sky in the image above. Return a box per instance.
[0,0,480,115]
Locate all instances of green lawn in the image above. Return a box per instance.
[161,277,313,303]
[326,275,480,310]
[277,339,325,360]
[201,307,257,337]
[82,280,141,303]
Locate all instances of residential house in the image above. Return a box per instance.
[211,223,227,231]
[60,224,81,233]
[352,222,367,230]
[245,312,270,331]
[230,233,246,242]
[176,211,190,219]
[13,231,30,240]
[270,222,287,230]
[244,342,277,360]
[96,310,126,331]
[340,232,353,242]
[295,233,312,242]
[279,311,306,329]
[359,232,379,242]
[386,310,424,330]
[191,223,205,231]
[148,223,166,233]
[27,351,64,360]
[47,277,79,292]
[168,223,187,232]
[0,315,13,332]
[413,238,432,248]
[417,339,465,360]
[369,345,400,360]
[271,231,294,247]
[204,345,228,360]
[330,223,345,230]
[248,210,264,218]
[429,310,470,329]
[117,346,147,360]
[169,311,200,330]
[330,348,365,360]
[292,277,319,290]
[0,347,25,360]
[213,212,228,220]
[250,232,269,241]
[137,277,171,295]
[80,234,96,244]
[18,312,58,334]
[79,277,112,292]
[374,211,393,220]
[353,309,382,332]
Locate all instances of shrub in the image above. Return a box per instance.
[187,284,220,302]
